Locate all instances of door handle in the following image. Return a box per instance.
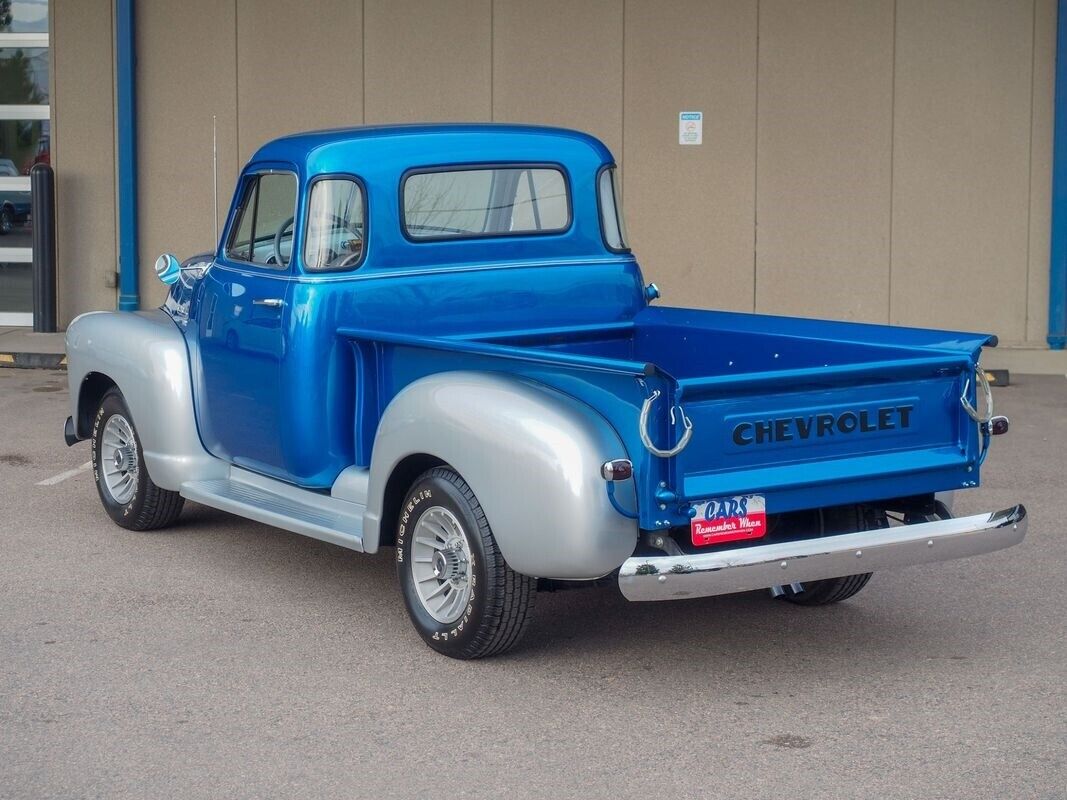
[252,298,285,308]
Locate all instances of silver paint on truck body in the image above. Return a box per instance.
[181,467,365,551]
[66,319,637,580]
[363,371,639,580]
[65,310,227,490]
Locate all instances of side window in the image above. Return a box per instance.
[304,178,366,271]
[228,181,256,259]
[225,172,298,267]
[598,166,629,251]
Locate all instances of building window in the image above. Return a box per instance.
[0,0,49,326]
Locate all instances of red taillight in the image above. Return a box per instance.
[600,459,633,481]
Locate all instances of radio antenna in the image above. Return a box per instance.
[212,114,219,245]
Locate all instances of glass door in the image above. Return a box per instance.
[0,2,49,326]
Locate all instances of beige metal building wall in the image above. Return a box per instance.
[51,0,118,323]
[51,0,1057,357]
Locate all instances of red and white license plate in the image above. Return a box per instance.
[691,494,767,546]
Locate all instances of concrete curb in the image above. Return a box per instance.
[0,352,67,369]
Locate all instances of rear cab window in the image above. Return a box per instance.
[402,165,570,241]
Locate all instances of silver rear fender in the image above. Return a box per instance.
[364,371,639,580]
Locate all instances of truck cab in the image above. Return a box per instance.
[185,125,642,487]
[65,124,1026,659]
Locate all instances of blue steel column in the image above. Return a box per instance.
[115,0,139,311]
[1049,0,1067,348]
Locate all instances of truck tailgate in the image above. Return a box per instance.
[674,355,976,512]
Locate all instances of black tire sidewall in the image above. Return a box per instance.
[781,504,880,605]
[91,389,149,527]
[396,472,492,655]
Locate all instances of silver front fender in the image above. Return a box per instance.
[364,372,639,580]
[65,310,226,490]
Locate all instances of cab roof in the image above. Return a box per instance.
[249,123,616,174]
[235,123,625,270]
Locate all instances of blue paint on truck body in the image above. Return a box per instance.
[170,124,994,533]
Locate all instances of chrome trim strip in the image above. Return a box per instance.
[618,505,1027,602]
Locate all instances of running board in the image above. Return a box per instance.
[181,467,365,552]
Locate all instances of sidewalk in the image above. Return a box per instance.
[0,327,66,369]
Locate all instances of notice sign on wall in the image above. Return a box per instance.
[679,111,703,145]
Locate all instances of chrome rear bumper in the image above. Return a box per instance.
[618,505,1027,602]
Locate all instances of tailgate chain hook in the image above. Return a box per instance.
[960,364,993,425]
[960,364,995,466]
[639,389,694,458]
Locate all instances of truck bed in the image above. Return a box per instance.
[480,306,992,382]
[341,305,994,532]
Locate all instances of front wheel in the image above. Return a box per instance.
[91,387,184,530]
[396,467,535,659]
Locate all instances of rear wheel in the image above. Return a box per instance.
[779,504,885,606]
[91,388,184,530]
[396,467,535,659]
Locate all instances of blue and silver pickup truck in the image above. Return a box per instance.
[64,124,1026,659]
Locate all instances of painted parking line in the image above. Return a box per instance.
[36,462,91,486]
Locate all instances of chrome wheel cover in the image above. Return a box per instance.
[100,414,139,505]
[411,506,473,624]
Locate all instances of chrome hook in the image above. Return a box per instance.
[639,389,694,458]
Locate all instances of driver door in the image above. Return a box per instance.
[194,168,298,478]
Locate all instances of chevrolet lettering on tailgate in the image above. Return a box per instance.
[732,405,914,446]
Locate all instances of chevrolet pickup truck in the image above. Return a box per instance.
[64,124,1026,659]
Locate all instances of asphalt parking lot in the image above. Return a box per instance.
[0,367,1064,799]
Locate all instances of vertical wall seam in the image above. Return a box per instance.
[49,1,65,315]
[752,0,760,313]
[110,0,117,295]
[489,0,494,121]
[620,0,625,172]
[361,0,367,123]
[233,0,240,167]
[1024,0,1038,340]
[106,2,120,307]
[887,0,897,325]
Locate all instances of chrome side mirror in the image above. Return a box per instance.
[154,253,181,285]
